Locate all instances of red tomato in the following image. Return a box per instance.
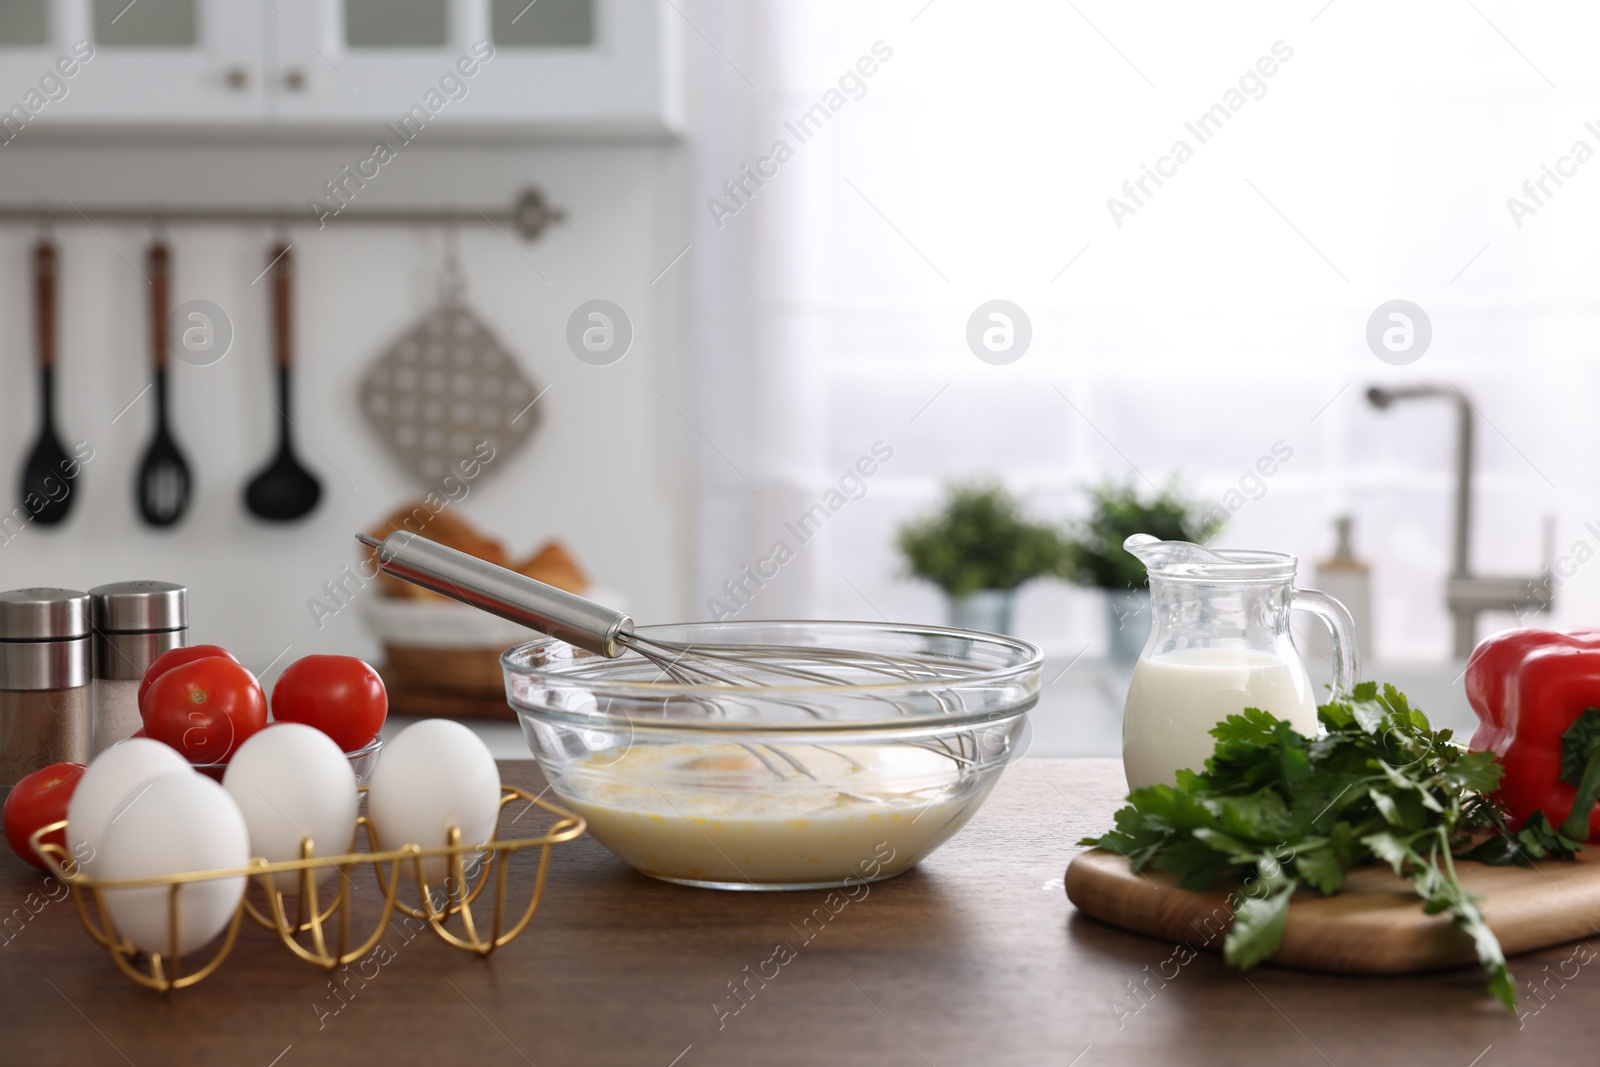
[271,655,388,752]
[4,762,85,870]
[137,643,240,710]
[142,657,266,764]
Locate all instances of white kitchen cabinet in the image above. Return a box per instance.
[0,0,265,123]
[271,0,677,132]
[0,0,679,135]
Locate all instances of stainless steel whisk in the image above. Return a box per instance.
[355,531,970,689]
[357,531,1002,793]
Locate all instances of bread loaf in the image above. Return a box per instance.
[366,504,509,600]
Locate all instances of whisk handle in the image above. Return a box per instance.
[357,530,633,658]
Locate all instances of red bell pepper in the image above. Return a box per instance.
[1467,628,1600,842]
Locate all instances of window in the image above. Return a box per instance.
[689,1,1586,661]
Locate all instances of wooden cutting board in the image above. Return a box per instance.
[1066,847,1600,973]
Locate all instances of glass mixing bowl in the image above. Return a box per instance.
[502,621,1042,891]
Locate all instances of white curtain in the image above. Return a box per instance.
[687,0,1596,661]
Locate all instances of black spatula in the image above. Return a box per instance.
[244,243,321,522]
[136,240,191,527]
[19,240,76,525]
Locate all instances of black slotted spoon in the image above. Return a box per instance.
[19,239,77,524]
[244,242,320,521]
[136,240,190,527]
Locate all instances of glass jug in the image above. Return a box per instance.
[1120,534,1358,790]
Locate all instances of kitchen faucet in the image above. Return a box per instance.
[1366,384,1551,659]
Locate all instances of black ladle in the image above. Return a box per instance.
[20,240,77,525]
[136,240,191,527]
[244,243,320,521]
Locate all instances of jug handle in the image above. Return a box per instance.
[1292,588,1360,698]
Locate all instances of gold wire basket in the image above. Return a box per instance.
[30,784,585,993]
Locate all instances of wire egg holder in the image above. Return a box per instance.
[30,784,585,993]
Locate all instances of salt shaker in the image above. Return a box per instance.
[89,581,187,755]
[0,587,91,786]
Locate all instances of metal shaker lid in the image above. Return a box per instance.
[0,588,91,640]
[89,581,187,633]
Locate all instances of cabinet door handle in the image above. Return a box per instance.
[224,66,249,90]
[283,68,307,91]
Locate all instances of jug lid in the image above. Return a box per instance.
[1123,534,1297,580]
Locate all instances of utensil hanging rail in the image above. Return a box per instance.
[0,187,565,241]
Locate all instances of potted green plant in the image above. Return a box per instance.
[1063,479,1221,662]
[896,482,1068,635]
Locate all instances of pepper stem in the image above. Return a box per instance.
[1560,752,1600,840]
[1557,708,1600,841]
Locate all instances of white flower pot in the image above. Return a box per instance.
[1105,588,1151,664]
[946,589,1016,635]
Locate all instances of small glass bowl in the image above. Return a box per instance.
[503,621,1042,891]
[191,735,383,785]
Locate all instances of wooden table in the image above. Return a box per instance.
[1,759,1589,1066]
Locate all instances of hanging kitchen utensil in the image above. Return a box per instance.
[358,235,541,487]
[244,243,322,522]
[135,239,191,527]
[19,239,77,525]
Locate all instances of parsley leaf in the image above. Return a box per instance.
[1225,885,1294,969]
[1078,683,1548,1012]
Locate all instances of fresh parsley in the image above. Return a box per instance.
[1080,682,1528,1010]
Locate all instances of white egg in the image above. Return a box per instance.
[223,723,359,892]
[366,719,500,885]
[67,737,192,878]
[100,771,250,957]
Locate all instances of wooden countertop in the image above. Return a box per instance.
[1,759,1587,1065]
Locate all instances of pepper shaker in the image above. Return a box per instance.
[0,587,91,786]
[89,581,187,755]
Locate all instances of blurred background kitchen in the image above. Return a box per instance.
[0,0,1587,755]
